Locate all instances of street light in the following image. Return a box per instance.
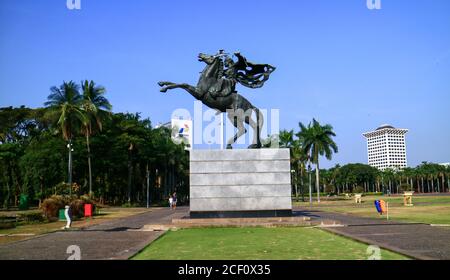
[308,162,312,207]
[67,141,74,195]
[291,169,295,200]
[146,164,150,209]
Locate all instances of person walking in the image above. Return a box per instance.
[172,192,177,210]
[168,195,173,210]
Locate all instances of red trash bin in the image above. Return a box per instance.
[84,204,93,217]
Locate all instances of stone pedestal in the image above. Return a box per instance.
[189,149,292,218]
[403,191,414,206]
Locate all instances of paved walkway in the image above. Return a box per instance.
[2,206,449,260]
[294,207,450,260]
[0,207,188,260]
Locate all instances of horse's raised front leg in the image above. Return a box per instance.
[158,82,202,99]
[158,81,178,92]
[158,81,175,87]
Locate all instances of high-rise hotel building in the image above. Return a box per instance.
[362,125,409,171]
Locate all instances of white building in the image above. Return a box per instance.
[362,124,409,171]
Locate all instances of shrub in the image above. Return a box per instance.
[53,182,72,196]
[0,216,16,229]
[41,195,65,219]
[41,194,96,220]
[18,211,45,223]
[70,199,85,218]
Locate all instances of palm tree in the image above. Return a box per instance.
[383,168,396,194]
[417,163,427,193]
[45,81,85,188]
[291,139,308,201]
[438,166,446,193]
[297,119,338,203]
[279,130,299,198]
[330,164,341,194]
[279,130,294,148]
[446,166,450,193]
[80,80,112,196]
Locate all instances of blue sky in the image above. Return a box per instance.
[0,0,449,168]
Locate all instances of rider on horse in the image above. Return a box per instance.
[209,50,276,100]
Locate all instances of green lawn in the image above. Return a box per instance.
[132,227,409,260]
[294,195,450,225]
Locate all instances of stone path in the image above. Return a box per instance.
[294,207,450,260]
[0,207,188,260]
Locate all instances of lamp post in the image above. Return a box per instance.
[67,140,74,195]
[146,164,150,208]
[308,162,312,207]
[291,169,296,200]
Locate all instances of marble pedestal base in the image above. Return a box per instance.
[189,149,292,218]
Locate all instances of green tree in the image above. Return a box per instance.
[80,80,112,196]
[297,119,338,203]
[291,140,309,201]
[44,81,86,186]
[19,133,66,205]
[279,130,294,148]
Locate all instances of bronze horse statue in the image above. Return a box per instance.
[158,52,275,149]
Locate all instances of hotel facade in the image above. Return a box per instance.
[363,125,409,171]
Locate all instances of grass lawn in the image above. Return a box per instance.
[0,207,152,245]
[132,227,409,260]
[294,195,450,225]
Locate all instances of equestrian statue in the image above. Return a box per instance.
[158,50,276,149]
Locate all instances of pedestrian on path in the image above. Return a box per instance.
[172,192,177,210]
[168,195,173,209]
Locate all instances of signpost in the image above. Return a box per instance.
[374,200,389,220]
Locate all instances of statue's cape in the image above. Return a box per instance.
[234,53,276,89]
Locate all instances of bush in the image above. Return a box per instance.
[53,182,72,196]
[70,199,85,218]
[353,186,364,194]
[18,211,45,223]
[0,216,17,229]
[41,195,66,219]
[41,194,97,220]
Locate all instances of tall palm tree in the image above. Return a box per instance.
[279,130,298,197]
[438,166,445,193]
[297,119,338,203]
[330,164,341,194]
[81,80,112,196]
[291,139,308,201]
[45,81,85,187]
[383,168,396,194]
[446,166,450,193]
[279,130,294,148]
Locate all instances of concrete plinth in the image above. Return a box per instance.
[189,149,292,218]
